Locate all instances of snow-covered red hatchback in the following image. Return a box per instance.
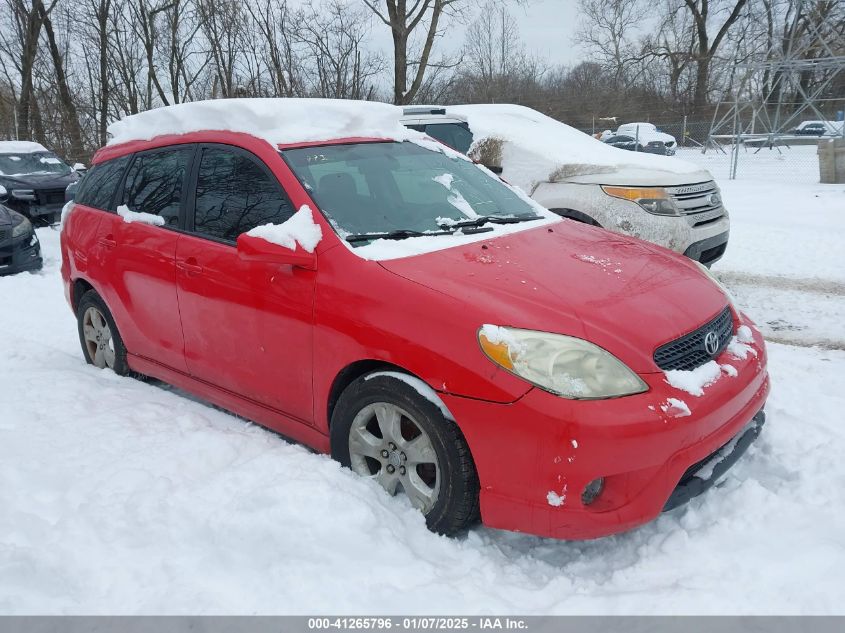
[60,99,769,539]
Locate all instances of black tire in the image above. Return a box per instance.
[331,373,480,536]
[76,289,131,375]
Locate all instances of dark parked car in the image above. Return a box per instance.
[0,141,81,223]
[0,188,42,275]
[603,135,674,155]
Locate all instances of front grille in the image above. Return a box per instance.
[37,188,66,206]
[666,181,725,227]
[0,229,8,243]
[654,306,734,371]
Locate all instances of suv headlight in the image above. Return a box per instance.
[11,188,36,201]
[11,214,33,238]
[478,325,648,399]
[601,186,679,216]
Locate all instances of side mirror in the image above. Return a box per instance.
[236,233,316,270]
[73,162,87,173]
[0,184,7,202]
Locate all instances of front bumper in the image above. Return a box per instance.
[0,233,43,275]
[441,321,769,540]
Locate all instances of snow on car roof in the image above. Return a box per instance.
[0,140,49,154]
[446,104,703,190]
[107,98,425,148]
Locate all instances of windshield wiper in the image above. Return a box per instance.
[437,214,542,229]
[346,225,495,243]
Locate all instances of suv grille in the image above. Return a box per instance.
[37,188,66,206]
[654,307,734,371]
[666,181,725,227]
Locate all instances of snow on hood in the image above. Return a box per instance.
[446,104,707,191]
[107,98,427,148]
[0,140,48,154]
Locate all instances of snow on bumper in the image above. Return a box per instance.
[440,322,769,540]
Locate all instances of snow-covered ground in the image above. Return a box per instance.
[2,175,845,614]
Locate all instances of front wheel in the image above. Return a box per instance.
[331,373,480,535]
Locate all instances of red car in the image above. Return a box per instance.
[60,101,769,540]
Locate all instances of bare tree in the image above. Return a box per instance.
[361,0,465,105]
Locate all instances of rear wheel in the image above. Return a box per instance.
[331,373,480,535]
[76,289,130,375]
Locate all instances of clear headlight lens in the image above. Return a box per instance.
[12,215,32,238]
[478,325,648,399]
[694,260,735,306]
[601,186,679,216]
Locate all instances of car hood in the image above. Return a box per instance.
[378,221,730,373]
[563,167,713,187]
[0,172,76,188]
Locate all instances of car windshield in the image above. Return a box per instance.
[282,141,540,243]
[0,151,71,176]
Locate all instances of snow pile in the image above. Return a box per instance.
[107,98,426,148]
[546,486,567,507]
[660,397,692,418]
[0,140,48,153]
[246,205,322,253]
[664,361,722,396]
[117,204,165,226]
[446,104,705,192]
[720,364,738,377]
[727,335,758,360]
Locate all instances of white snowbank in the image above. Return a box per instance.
[446,104,705,192]
[246,205,322,253]
[107,98,426,148]
[364,371,454,421]
[665,361,722,397]
[117,204,165,226]
[0,140,48,153]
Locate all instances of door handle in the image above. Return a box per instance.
[98,235,116,249]
[177,259,204,276]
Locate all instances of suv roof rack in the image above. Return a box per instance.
[402,106,447,115]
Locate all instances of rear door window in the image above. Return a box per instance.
[423,123,474,154]
[75,156,130,211]
[121,147,194,227]
[191,147,295,242]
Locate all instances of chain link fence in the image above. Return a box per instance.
[579,117,844,185]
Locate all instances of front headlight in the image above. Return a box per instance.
[693,260,735,306]
[478,325,648,399]
[11,215,32,238]
[601,186,679,216]
[11,188,36,201]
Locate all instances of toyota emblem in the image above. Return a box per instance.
[704,330,720,355]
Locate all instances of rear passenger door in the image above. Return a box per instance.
[175,144,315,423]
[96,145,195,373]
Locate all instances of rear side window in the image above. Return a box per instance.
[423,123,473,154]
[75,156,130,211]
[192,147,294,242]
[121,147,193,227]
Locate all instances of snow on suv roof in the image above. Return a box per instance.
[446,104,703,190]
[0,140,49,153]
[107,98,426,148]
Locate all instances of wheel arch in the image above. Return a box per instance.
[71,277,96,312]
[327,359,432,429]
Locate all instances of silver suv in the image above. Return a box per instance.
[401,105,730,266]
